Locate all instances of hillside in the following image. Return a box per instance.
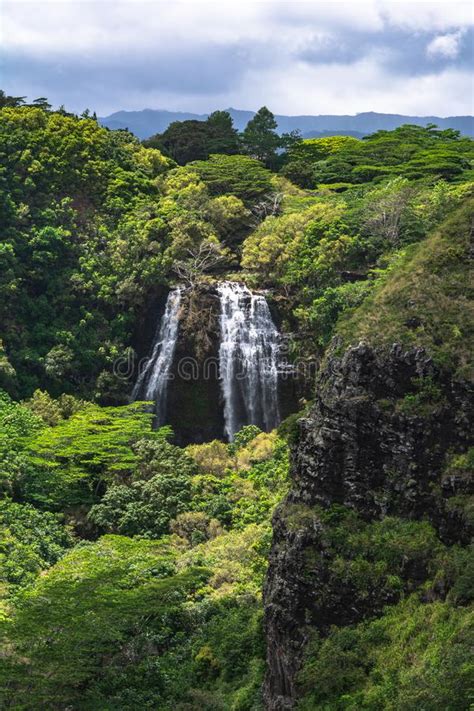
[265,201,474,709]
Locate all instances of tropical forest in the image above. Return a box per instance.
[0,90,472,711]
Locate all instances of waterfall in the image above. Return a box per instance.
[132,286,182,425]
[133,281,281,440]
[218,281,280,441]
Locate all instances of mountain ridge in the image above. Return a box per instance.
[99,107,474,139]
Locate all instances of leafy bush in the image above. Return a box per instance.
[144,110,241,165]
[307,124,474,187]
[0,390,43,495]
[23,388,87,425]
[190,430,289,530]
[88,438,198,537]
[298,595,473,711]
[187,439,234,476]
[0,107,175,399]
[0,500,74,587]
[0,535,207,709]
[337,198,474,379]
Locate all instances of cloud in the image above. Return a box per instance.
[1,1,473,116]
[426,32,463,59]
[238,58,473,117]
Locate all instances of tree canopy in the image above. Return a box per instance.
[0,97,472,711]
[144,110,241,164]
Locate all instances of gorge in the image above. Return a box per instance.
[1,102,472,711]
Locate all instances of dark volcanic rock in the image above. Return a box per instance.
[167,284,225,444]
[134,283,304,444]
[263,341,473,710]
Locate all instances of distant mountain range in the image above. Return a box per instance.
[99,108,474,140]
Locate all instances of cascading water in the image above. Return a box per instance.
[218,281,280,441]
[133,282,281,440]
[132,286,182,425]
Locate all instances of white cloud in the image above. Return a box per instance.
[3,0,472,56]
[225,59,473,117]
[1,0,473,115]
[426,31,463,59]
[380,0,472,31]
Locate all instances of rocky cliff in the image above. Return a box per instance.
[167,283,224,444]
[263,341,473,709]
[135,282,305,444]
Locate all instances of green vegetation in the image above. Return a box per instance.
[0,98,472,709]
[242,170,472,359]
[338,197,474,378]
[1,536,208,709]
[145,105,299,171]
[281,135,360,187]
[0,106,172,399]
[190,153,275,204]
[298,595,473,711]
[293,508,473,710]
[0,107,260,399]
[2,104,472,394]
[0,390,288,708]
[144,110,241,165]
[22,402,163,509]
[0,499,73,588]
[241,105,299,169]
[88,437,198,537]
[282,124,474,189]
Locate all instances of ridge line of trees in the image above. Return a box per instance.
[144,105,300,168]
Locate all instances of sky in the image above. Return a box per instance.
[1,0,473,117]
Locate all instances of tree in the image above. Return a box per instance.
[281,136,360,188]
[0,90,26,108]
[190,154,274,204]
[22,402,162,509]
[307,124,474,186]
[205,194,252,247]
[144,112,241,165]
[88,438,198,537]
[23,389,86,426]
[241,106,282,168]
[206,110,241,155]
[146,119,211,164]
[0,535,206,708]
[0,390,43,497]
[173,240,228,287]
[31,97,52,110]
[0,105,174,400]
[241,201,348,286]
[360,177,416,247]
[0,340,15,389]
[0,499,73,587]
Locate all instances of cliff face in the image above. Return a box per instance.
[263,342,473,710]
[167,284,225,444]
[136,283,305,444]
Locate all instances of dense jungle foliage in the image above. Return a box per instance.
[0,97,472,709]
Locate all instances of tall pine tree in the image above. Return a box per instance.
[242,106,281,168]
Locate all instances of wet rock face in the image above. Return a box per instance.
[263,342,473,710]
[132,284,225,444]
[291,343,472,526]
[167,284,225,444]
[136,283,303,444]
